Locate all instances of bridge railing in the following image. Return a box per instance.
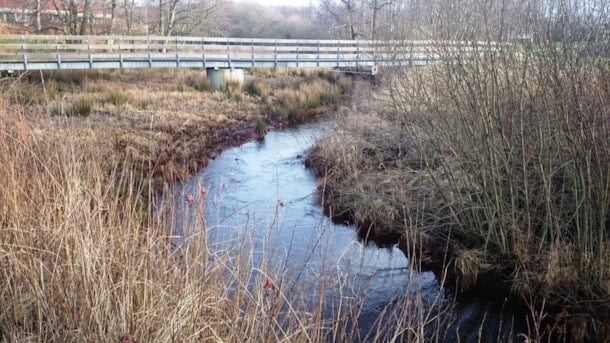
[0,35,494,71]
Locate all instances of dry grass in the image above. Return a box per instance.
[0,106,301,341]
[0,68,444,341]
[0,68,352,186]
[273,78,346,124]
[308,42,610,340]
[0,95,445,341]
[245,78,272,104]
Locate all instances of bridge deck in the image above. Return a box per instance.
[0,35,489,71]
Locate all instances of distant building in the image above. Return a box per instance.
[0,0,111,34]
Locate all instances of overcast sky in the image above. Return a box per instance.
[235,0,316,8]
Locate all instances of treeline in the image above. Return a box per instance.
[4,0,605,42]
[2,0,321,38]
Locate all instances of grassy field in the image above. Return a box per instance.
[307,42,610,341]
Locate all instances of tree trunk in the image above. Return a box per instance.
[70,0,78,34]
[109,0,117,34]
[350,24,357,39]
[35,0,42,33]
[371,0,394,40]
[166,0,179,36]
[158,0,165,35]
[79,0,91,35]
[371,0,378,39]
[124,0,134,35]
[53,0,78,34]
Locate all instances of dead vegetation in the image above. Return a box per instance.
[307,45,610,340]
[0,67,443,342]
[1,68,350,188]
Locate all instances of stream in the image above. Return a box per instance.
[158,121,528,342]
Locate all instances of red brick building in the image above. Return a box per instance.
[0,0,111,34]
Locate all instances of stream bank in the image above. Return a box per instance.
[305,64,610,341]
[4,68,350,188]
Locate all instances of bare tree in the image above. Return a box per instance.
[369,0,395,39]
[228,3,320,39]
[319,0,366,39]
[154,0,225,36]
[108,0,116,34]
[158,0,165,35]
[79,0,91,34]
[122,0,136,35]
[318,0,400,39]
[53,0,93,35]
[34,0,43,33]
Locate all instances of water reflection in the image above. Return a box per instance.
[158,121,527,342]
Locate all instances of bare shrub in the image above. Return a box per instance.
[309,0,610,339]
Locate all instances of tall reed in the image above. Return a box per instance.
[0,92,441,341]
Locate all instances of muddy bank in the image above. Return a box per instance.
[304,145,508,295]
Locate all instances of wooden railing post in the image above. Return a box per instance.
[251,39,254,68]
[88,42,92,69]
[356,38,360,71]
[227,38,231,69]
[55,36,61,69]
[147,35,152,68]
[336,40,340,68]
[175,36,180,68]
[118,42,123,69]
[317,40,320,67]
[373,40,378,70]
[20,35,28,71]
[202,39,206,68]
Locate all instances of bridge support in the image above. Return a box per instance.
[206,68,244,91]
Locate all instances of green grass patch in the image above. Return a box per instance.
[52,97,95,117]
[185,74,212,92]
[105,91,130,106]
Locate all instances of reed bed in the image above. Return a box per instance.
[0,101,314,341]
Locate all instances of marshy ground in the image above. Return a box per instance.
[0,68,359,342]
[2,68,349,184]
[2,43,608,341]
[306,47,610,341]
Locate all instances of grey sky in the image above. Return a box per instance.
[234,0,317,8]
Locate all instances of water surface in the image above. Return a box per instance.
[160,121,527,342]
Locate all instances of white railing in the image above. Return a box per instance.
[0,35,487,71]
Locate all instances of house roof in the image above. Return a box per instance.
[0,0,85,12]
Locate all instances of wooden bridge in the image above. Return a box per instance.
[0,35,489,73]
